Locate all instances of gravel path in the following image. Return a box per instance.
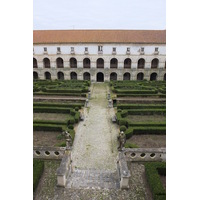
[71,83,119,171]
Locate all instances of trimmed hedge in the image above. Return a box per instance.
[126,109,166,115]
[144,162,166,200]
[124,142,138,148]
[33,102,83,109]
[33,107,71,114]
[33,124,75,140]
[115,89,157,94]
[117,104,166,110]
[116,94,166,98]
[33,159,44,192]
[128,122,166,127]
[33,120,69,126]
[125,127,166,139]
[33,92,87,97]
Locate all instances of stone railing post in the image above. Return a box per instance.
[85,99,89,107]
[108,99,113,108]
[118,152,131,189]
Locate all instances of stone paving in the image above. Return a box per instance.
[69,83,120,189]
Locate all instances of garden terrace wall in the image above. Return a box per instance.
[123,148,166,162]
[33,146,66,160]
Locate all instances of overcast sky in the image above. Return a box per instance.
[33,0,166,30]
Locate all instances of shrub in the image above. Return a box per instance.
[70,109,76,116]
[120,125,127,132]
[33,107,71,114]
[144,162,166,200]
[33,124,64,132]
[69,118,75,125]
[124,142,138,148]
[121,110,128,117]
[55,141,66,147]
[75,107,79,111]
[119,119,128,126]
[68,125,74,129]
[56,134,64,140]
[33,159,44,192]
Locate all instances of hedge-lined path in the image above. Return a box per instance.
[72,82,119,170]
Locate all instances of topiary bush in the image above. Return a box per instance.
[120,125,127,132]
[33,159,44,192]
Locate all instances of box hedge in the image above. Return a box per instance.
[33,159,44,192]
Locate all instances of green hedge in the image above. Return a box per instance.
[33,159,44,192]
[115,89,157,94]
[33,102,83,109]
[33,120,69,125]
[33,107,71,114]
[33,92,86,97]
[145,162,166,200]
[33,124,75,140]
[128,122,166,127]
[125,127,166,139]
[117,104,166,110]
[116,94,166,98]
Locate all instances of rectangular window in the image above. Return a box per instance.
[113,47,116,52]
[127,47,130,51]
[85,47,88,51]
[155,47,159,51]
[98,46,103,51]
[44,47,47,51]
[57,47,61,51]
[141,47,144,52]
[71,47,74,51]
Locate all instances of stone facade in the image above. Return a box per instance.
[33,43,166,81]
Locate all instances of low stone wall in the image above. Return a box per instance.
[33,146,66,160]
[56,152,72,187]
[118,152,131,189]
[123,148,166,162]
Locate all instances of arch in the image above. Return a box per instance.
[43,58,50,68]
[123,72,131,80]
[97,58,104,68]
[124,58,131,69]
[137,72,144,80]
[33,71,38,80]
[150,72,157,81]
[56,57,64,68]
[57,72,64,80]
[164,73,166,81]
[151,58,159,69]
[70,72,77,80]
[33,58,38,68]
[70,58,77,68]
[110,72,117,81]
[138,58,145,69]
[96,72,104,82]
[83,58,90,68]
[44,72,51,80]
[83,72,90,81]
[110,58,118,68]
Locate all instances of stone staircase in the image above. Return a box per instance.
[66,168,120,189]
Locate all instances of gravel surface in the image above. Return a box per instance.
[71,83,119,170]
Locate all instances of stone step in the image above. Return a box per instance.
[66,168,120,189]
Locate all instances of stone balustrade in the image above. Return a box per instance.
[33,146,66,160]
[118,152,131,189]
[56,152,72,187]
[123,148,166,162]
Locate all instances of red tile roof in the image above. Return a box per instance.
[33,30,166,44]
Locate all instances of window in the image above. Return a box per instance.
[141,47,144,52]
[57,47,61,52]
[127,47,130,51]
[155,47,159,51]
[85,47,88,51]
[71,47,74,51]
[113,47,116,52]
[98,46,103,51]
[44,47,47,51]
